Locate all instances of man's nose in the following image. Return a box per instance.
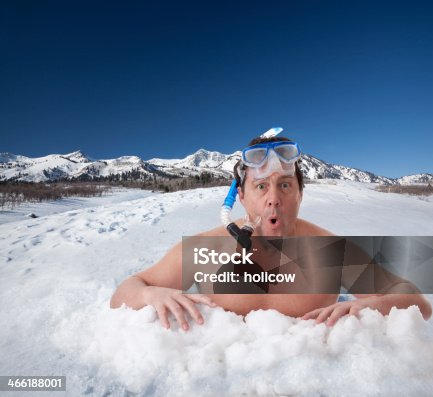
[266,185,280,207]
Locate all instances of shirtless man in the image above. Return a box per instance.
[111,133,432,330]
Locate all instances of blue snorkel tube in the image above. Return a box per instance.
[220,180,257,252]
[222,179,238,209]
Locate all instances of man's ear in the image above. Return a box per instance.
[298,190,303,205]
[237,186,244,204]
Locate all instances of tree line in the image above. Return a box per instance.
[0,171,230,209]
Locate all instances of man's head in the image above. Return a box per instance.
[234,136,305,236]
[234,136,304,193]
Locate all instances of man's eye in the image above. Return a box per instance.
[257,183,266,190]
[282,182,291,189]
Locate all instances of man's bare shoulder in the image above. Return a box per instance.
[296,218,335,236]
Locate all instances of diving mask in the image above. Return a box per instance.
[240,141,301,181]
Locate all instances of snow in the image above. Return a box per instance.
[299,179,433,235]
[0,188,155,225]
[147,157,183,166]
[148,149,225,167]
[397,174,433,185]
[0,151,93,182]
[1,180,433,396]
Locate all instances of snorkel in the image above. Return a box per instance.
[220,180,257,252]
[220,127,285,251]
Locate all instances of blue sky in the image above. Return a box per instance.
[1,0,432,178]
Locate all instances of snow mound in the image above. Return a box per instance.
[53,302,433,397]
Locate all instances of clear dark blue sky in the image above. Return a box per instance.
[1,0,432,178]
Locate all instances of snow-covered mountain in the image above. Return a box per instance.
[301,154,396,184]
[395,174,433,185]
[0,150,156,182]
[0,150,94,182]
[0,149,432,185]
[147,149,240,179]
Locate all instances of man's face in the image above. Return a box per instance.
[238,171,303,236]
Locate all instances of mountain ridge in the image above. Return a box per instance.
[0,149,431,185]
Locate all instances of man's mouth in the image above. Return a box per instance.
[268,216,280,228]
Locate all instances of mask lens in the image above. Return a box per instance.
[243,147,267,165]
[250,160,296,180]
[274,143,300,163]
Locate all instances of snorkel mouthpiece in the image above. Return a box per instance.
[226,222,254,252]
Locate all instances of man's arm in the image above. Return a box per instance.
[299,224,432,324]
[302,242,432,324]
[110,240,217,330]
[352,292,432,319]
[340,239,432,321]
[303,292,432,326]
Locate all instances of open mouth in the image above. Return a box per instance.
[268,216,279,228]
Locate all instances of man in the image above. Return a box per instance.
[111,134,432,330]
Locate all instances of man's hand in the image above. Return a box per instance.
[143,286,217,330]
[301,296,382,326]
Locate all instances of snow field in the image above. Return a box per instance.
[1,181,432,396]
